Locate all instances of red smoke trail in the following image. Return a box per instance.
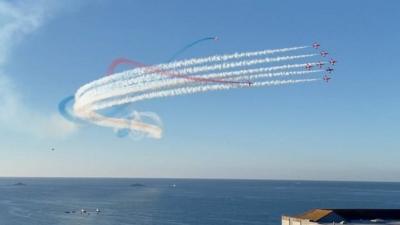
[106,57,252,85]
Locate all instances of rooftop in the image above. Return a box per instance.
[283,209,400,225]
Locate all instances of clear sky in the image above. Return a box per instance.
[0,0,399,181]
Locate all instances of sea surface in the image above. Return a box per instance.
[0,178,400,225]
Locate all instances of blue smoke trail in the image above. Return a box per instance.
[58,95,78,123]
[58,36,218,136]
[58,95,134,132]
[167,36,218,62]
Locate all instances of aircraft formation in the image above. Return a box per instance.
[311,42,337,83]
[59,40,339,139]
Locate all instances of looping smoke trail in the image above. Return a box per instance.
[84,62,325,100]
[65,45,329,139]
[83,46,311,97]
[107,37,219,76]
[77,70,321,107]
[167,36,218,62]
[58,96,78,123]
[78,52,316,99]
[114,111,163,139]
[82,78,319,112]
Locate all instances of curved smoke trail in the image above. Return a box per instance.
[85,46,310,97]
[106,36,217,76]
[58,96,77,123]
[167,36,218,62]
[65,45,329,139]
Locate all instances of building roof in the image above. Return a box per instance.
[296,209,335,221]
[292,209,400,222]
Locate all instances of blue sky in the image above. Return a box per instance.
[0,0,399,181]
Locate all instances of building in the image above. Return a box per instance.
[282,209,400,225]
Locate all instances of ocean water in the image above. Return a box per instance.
[0,178,400,225]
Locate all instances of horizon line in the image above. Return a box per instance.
[1,176,399,183]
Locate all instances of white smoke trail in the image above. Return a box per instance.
[77,78,318,113]
[76,52,316,98]
[162,46,309,69]
[71,46,325,139]
[81,62,323,100]
[75,110,163,139]
[106,54,317,87]
[76,69,320,108]
[76,70,321,108]
[172,54,317,75]
[75,53,319,105]
[73,78,318,138]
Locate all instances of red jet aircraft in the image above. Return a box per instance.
[323,75,332,82]
[312,42,320,49]
[320,51,329,57]
[326,67,334,73]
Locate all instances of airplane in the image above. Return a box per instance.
[213,36,219,41]
[51,148,55,151]
[323,75,332,82]
[326,67,334,73]
[312,42,320,49]
[320,51,329,57]
[329,59,337,65]
[305,64,313,70]
[316,61,325,68]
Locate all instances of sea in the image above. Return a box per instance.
[0,178,399,225]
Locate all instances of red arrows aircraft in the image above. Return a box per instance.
[320,51,329,57]
[329,59,337,65]
[316,61,325,68]
[326,67,334,73]
[305,64,313,70]
[323,75,332,82]
[312,42,320,49]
